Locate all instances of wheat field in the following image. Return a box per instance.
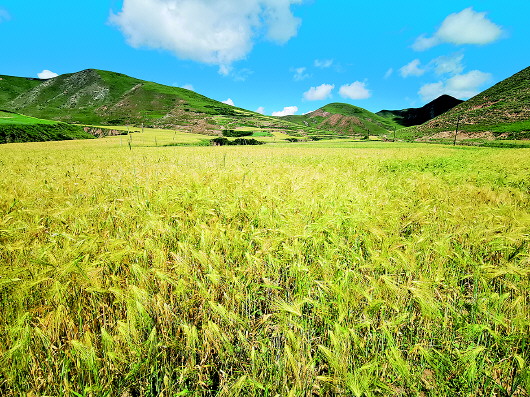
[1,136,529,396]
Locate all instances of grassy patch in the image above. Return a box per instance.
[0,111,93,143]
[0,110,58,125]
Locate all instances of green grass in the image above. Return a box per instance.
[0,111,58,125]
[0,111,93,143]
[0,140,529,395]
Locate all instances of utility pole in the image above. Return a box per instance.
[454,115,461,146]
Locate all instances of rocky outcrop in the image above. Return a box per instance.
[83,126,126,137]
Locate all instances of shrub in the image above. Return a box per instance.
[211,137,264,146]
[222,129,253,137]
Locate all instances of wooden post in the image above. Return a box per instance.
[454,115,461,146]
[393,127,396,142]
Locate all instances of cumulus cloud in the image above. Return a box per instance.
[222,98,235,106]
[314,59,333,68]
[110,0,302,71]
[181,84,194,91]
[413,8,503,51]
[419,70,491,102]
[0,8,10,22]
[272,106,298,116]
[303,84,335,101]
[339,82,371,100]
[293,67,310,81]
[384,68,394,79]
[37,70,59,79]
[256,106,265,114]
[431,53,464,75]
[400,59,426,77]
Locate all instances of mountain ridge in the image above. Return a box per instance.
[377,95,463,127]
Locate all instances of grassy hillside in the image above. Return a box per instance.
[416,66,530,139]
[0,139,529,395]
[0,70,250,128]
[284,102,400,137]
[0,110,93,143]
[0,75,42,105]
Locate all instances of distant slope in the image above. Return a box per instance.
[416,66,530,139]
[283,102,400,136]
[377,95,463,127]
[0,110,93,143]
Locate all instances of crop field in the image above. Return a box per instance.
[0,137,529,396]
[86,127,293,147]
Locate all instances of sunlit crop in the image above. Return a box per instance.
[1,137,529,396]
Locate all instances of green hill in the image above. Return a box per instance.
[283,102,400,137]
[0,110,93,143]
[415,66,530,139]
[0,69,252,129]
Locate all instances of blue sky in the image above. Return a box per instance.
[1,0,528,115]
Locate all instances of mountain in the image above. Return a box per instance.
[0,69,314,135]
[0,70,401,139]
[282,103,400,137]
[0,110,93,143]
[415,66,530,139]
[377,95,463,127]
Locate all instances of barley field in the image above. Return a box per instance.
[0,134,529,396]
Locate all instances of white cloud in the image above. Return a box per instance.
[419,70,491,102]
[384,68,394,79]
[400,59,426,77]
[272,106,298,116]
[412,35,441,52]
[431,53,464,75]
[233,68,253,82]
[303,84,335,101]
[256,107,265,114]
[293,67,310,81]
[339,81,371,100]
[413,7,503,51]
[0,8,10,22]
[181,84,194,91]
[314,59,333,68]
[37,70,59,79]
[222,98,235,106]
[110,0,302,70]
[218,65,232,76]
